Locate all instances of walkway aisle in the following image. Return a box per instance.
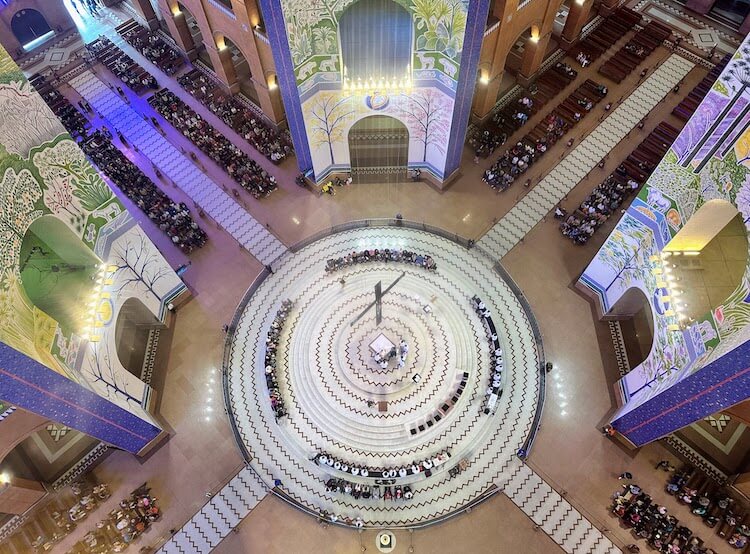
[158,466,268,554]
[479,54,694,260]
[68,70,287,265]
[502,458,619,554]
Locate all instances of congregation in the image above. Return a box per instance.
[81,130,208,253]
[87,37,159,94]
[469,61,579,157]
[149,89,278,198]
[325,249,437,272]
[119,20,185,76]
[325,478,414,501]
[314,451,451,483]
[482,79,607,191]
[178,69,291,163]
[472,296,504,415]
[265,300,293,420]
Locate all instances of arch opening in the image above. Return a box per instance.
[11,9,54,52]
[339,0,413,84]
[609,287,655,370]
[19,216,101,335]
[115,297,165,379]
[348,115,409,184]
[662,199,748,324]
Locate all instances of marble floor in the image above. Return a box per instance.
[226,228,543,527]
[6,10,743,554]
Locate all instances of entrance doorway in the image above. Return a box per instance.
[11,9,54,51]
[348,115,408,184]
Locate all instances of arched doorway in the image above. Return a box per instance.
[348,115,409,184]
[609,287,655,370]
[11,9,54,52]
[339,0,413,83]
[115,297,165,379]
[223,37,258,104]
[19,216,101,335]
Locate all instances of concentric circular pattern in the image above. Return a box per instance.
[226,228,541,527]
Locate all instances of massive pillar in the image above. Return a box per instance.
[125,0,160,29]
[561,0,594,50]
[578,36,750,447]
[0,44,186,454]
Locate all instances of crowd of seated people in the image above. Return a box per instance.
[482,79,607,191]
[469,61,579,158]
[178,69,291,163]
[32,79,209,254]
[81,130,207,253]
[118,21,185,75]
[612,483,712,553]
[149,89,277,198]
[325,478,414,501]
[314,451,450,481]
[87,37,159,94]
[325,249,436,272]
[560,171,639,244]
[665,467,750,549]
[266,300,292,420]
[560,120,681,244]
[37,85,90,138]
[472,296,503,414]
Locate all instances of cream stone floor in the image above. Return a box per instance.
[13,19,740,554]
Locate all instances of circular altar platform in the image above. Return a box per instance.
[224,226,543,527]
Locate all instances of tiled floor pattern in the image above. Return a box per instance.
[478,54,694,261]
[162,225,618,552]
[227,228,541,527]
[503,458,620,554]
[158,466,267,554]
[67,71,287,265]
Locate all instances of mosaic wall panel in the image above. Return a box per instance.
[0,44,185,452]
[260,0,487,180]
[579,38,750,445]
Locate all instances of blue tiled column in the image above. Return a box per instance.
[258,0,313,175]
[0,343,161,453]
[444,0,491,178]
[612,341,750,446]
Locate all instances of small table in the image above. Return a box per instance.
[378,401,388,413]
[369,333,395,355]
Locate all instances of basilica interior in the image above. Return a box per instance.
[0,0,749,553]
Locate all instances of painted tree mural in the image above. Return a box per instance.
[306,94,354,166]
[112,234,173,305]
[398,90,451,162]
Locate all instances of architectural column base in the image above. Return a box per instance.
[517,72,540,88]
[560,36,577,51]
[144,17,160,31]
